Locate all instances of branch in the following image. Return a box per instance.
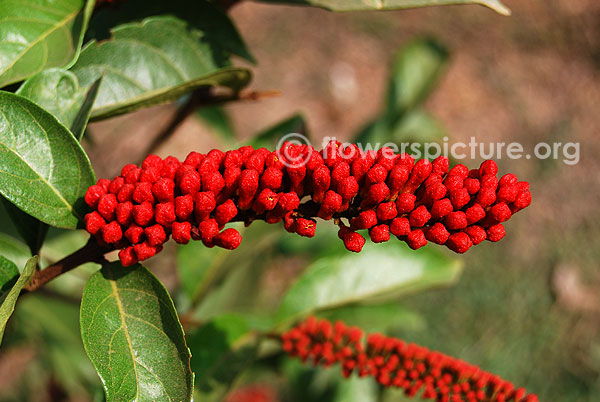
[23,238,110,293]
[140,88,280,163]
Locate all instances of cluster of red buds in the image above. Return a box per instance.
[83,141,531,266]
[281,317,539,402]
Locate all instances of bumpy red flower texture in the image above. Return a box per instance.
[282,317,539,402]
[83,141,531,266]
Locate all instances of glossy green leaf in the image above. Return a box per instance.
[0,0,95,87]
[0,255,37,344]
[276,242,462,324]
[0,233,32,269]
[188,314,257,399]
[71,16,252,120]
[257,0,510,15]
[247,114,308,149]
[17,68,103,140]
[0,196,48,254]
[87,0,255,63]
[80,262,193,402]
[0,91,96,228]
[385,38,449,120]
[0,256,19,301]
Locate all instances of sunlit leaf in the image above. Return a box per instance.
[0,0,96,87]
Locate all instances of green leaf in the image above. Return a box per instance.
[0,196,48,254]
[87,0,255,63]
[333,375,378,402]
[385,38,449,120]
[0,233,32,270]
[188,314,257,400]
[17,68,103,140]
[0,255,37,344]
[71,16,252,120]
[0,256,19,302]
[318,303,425,333]
[257,0,510,15]
[0,91,96,229]
[276,242,462,324]
[80,262,193,402]
[247,114,308,149]
[0,0,96,88]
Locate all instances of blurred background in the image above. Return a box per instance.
[1,0,599,401]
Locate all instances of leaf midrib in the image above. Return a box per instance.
[107,267,141,402]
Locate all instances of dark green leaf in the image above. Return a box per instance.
[0,233,32,269]
[355,108,445,144]
[87,0,255,63]
[0,256,19,302]
[17,68,103,140]
[80,262,193,402]
[276,242,462,324]
[257,0,510,14]
[0,255,37,343]
[0,196,48,254]
[0,0,95,87]
[247,114,308,149]
[71,16,252,120]
[188,314,257,399]
[385,38,449,120]
[0,91,96,228]
[195,107,236,145]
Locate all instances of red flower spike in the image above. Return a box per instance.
[172,221,192,244]
[132,202,153,226]
[425,223,450,245]
[134,242,160,261]
[407,230,427,250]
[396,193,416,214]
[369,224,390,243]
[214,228,242,250]
[179,171,202,195]
[84,212,105,235]
[296,218,317,238]
[108,177,124,195]
[118,247,138,267]
[124,225,144,244]
[487,224,506,242]
[117,184,135,203]
[194,192,216,221]
[215,200,238,226]
[84,148,530,265]
[97,193,118,221]
[343,231,365,252]
[351,210,377,230]
[145,224,166,247]
[376,202,397,221]
[116,201,134,226]
[390,217,411,237]
[281,317,540,402]
[197,219,220,243]
[409,205,431,228]
[155,203,176,227]
[446,232,473,253]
